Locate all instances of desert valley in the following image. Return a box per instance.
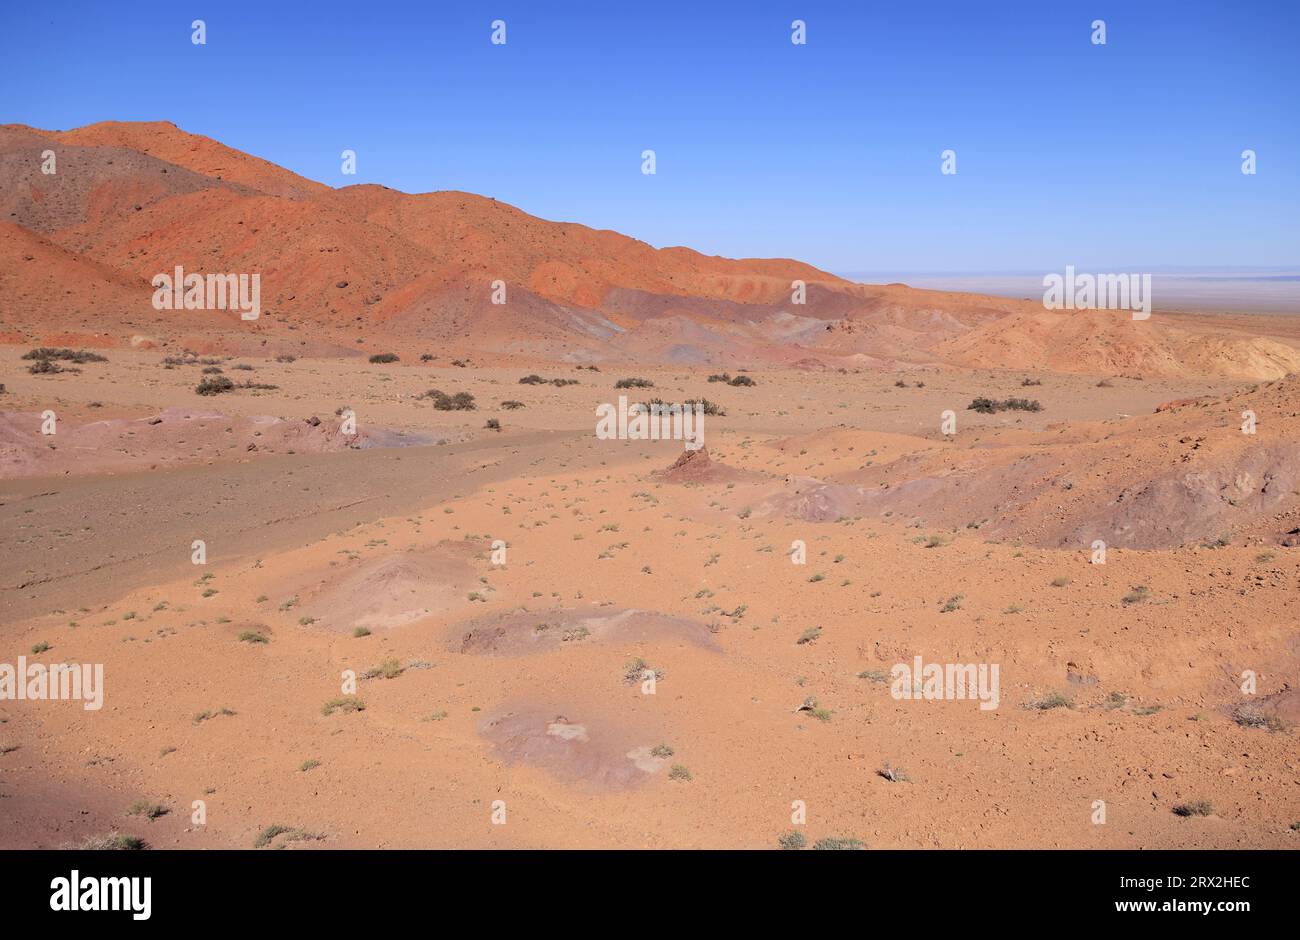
[1,121,1298,851]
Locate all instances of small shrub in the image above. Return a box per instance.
[1122,585,1150,605]
[79,832,145,851]
[777,830,807,850]
[967,397,1042,414]
[362,658,404,680]
[368,353,399,364]
[254,824,323,848]
[321,696,365,716]
[1232,704,1291,732]
[813,837,866,850]
[193,707,236,724]
[685,398,726,416]
[1027,691,1073,710]
[423,389,476,410]
[196,375,235,396]
[1172,801,1212,818]
[126,800,168,820]
[23,347,107,364]
[615,377,654,389]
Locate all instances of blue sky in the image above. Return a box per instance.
[2,0,1296,273]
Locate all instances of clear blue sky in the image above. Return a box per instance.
[2,0,1296,273]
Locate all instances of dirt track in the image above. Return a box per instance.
[0,429,598,623]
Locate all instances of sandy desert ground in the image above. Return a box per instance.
[1,122,1298,850]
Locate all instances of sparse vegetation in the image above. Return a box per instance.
[519,374,579,387]
[195,375,235,395]
[193,707,236,724]
[321,696,365,716]
[23,347,108,364]
[422,389,476,410]
[362,658,404,680]
[615,377,654,389]
[29,358,71,375]
[1172,801,1213,818]
[195,375,276,395]
[254,824,324,848]
[778,830,807,850]
[623,658,661,683]
[1232,704,1291,732]
[1027,692,1073,711]
[967,397,1043,414]
[79,832,145,851]
[1122,585,1150,605]
[707,373,756,387]
[126,800,168,821]
[368,352,399,364]
[813,836,866,850]
[686,397,726,416]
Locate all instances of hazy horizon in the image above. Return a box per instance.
[843,268,1300,314]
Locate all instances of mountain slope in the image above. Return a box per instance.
[1,120,1296,377]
